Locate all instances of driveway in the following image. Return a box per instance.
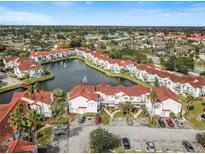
[56,125,205,153]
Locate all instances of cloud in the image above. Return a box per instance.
[160,12,187,17]
[52,1,76,7]
[84,1,93,6]
[0,6,54,25]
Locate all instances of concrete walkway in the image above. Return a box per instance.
[132,108,143,118]
[103,108,120,118]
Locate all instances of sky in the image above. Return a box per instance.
[0,1,205,26]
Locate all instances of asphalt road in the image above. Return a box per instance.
[65,125,205,153]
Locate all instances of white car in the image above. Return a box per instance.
[174,119,184,127]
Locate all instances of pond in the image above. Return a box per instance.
[0,59,135,104]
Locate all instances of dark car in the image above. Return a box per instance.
[182,140,194,152]
[166,119,174,128]
[146,142,156,152]
[122,137,131,150]
[201,114,205,119]
[127,118,133,126]
[158,118,166,128]
[95,115,101,124]
[78,115,86,123]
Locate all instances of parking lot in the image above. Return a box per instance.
[63,125,204,153]
[130,140,203,153]
[109,118,150,126]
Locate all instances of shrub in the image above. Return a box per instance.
[169,112,176,119]
[201,102,205,106]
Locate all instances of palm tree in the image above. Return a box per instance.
[33,82,40,93]
[119,102,133,115]
[25,72,29,85]
[8,103,25,137]
[25,109,44,143]
[149,91,157,122]
[28,84,34,97]
[186,94,194,114]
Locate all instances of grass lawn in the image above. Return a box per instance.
[46,116,70,125]
[101,111,110,125]
[37,127,52,146]
[180,97,205,129]
[0,84,22,93]
[149,115,159,127]
[22,71,55,85]
[113,111,134,118]
[84,112,98,117]
[138,110,150,118]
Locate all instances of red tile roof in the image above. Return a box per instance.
[69,83,150,102]
[17,60,42,71]
[153,87,179,103]
[0,92,29,143]
[18,90,52,105]
[91,51,134,67]
[0,90,52,143]
[4,56,30,63]
[69,85,99,102]
[96,83,150,96]
[6,140,35,153]
[137,64,205,88]
[31,48,69,57]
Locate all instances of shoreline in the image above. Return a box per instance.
[0,71,55,94]
[0,55,151,94]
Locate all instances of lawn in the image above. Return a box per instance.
[46,116,70,125]
[0,84,22,93]
[37,127,52,146]
[180,97,205,129]
[22,71,55,85]
[138,109,150,118]
[113,111,134,118]
[149,115,159,127]
[100,111,110,125]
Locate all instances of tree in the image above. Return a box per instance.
[53,88,64,102]
[28,84,34,97]
[186,95,194,114]
[196,133,205,146]
[164,56,176,71]
[8,103,25,135]
[69,37,82,48]
[25,109,44,142]
[25,72,30,85]
[149,91,158,122]
[90,128,119,153]
[200,71,205,77]
[33,82,40,93]
[154,78,159,87]
[51,101,66,117]
[119,102,133,115]
[169,112,176,119]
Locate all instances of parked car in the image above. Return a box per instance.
[127,118,133,126]
[201,114,205,119]
[146,142,156,152]
[122,137,131,150]
[182,140,194,152]
[174,119,184,127]
[158,118,166,128]
[166,119,174,128]
[95,115,101,124]
[78,115,86,123]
